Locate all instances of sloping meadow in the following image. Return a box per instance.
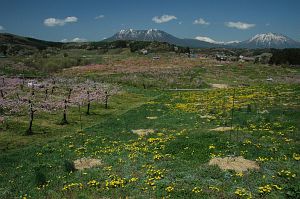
[0,83,299,198]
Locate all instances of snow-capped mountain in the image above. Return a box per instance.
[107,29,180,44]
[194,33,300,48]
[235,33,300,49]
[104,29,222,48]
[104,30,300,49]
[113,29,163,40]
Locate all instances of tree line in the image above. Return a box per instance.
[269,48,300,66]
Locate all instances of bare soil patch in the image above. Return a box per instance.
[210,127,233,132]
[74,158,102,170]
[209,156,259,172]
[132,129,155,136]
[211,84,229,89]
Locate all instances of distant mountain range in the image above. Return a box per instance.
[105,29,300,49]
[104,29,221,48]
[1,30,300,51]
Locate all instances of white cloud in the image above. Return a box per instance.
[44,16,78,27]
[193,18,210,25]
[60,37,87,42]
[71,37,87,42]
[195,36,240,45]
[44,18,64,26]
[0,25,5,30]
[152,14,177,23]
[95,15,104,20]
[195,36,218,43]
[225,21,255,30]
[64,16,78,23]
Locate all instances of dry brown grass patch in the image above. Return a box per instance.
[209,156,259,172]
[210,127,233,132]
[211,83,229,89]
[132,129,155,136]
[74,158,102,170]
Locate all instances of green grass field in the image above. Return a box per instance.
[0,53,299,199]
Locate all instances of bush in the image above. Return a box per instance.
[129,41,150,52]
[269,49,300,66]
[34,168,47,187]
[113,40,127,48]
[64,160,76,173]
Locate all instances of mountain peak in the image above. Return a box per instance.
[239,32,300,48]
[107,29,172,42]
[249,32,288,43]
[104,29,223,48]
[104,29,300,49]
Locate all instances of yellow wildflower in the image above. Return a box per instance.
[165,185,174,193]
[192,187,202,193]
[293,153,300,161]
[235,187,252,198]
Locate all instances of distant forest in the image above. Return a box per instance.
[269,49,300,66]
[1,33,300,66]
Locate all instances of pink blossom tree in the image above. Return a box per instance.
[0,76,119,134]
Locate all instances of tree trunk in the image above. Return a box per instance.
[105,91,109,109]
[31,85,35,96]
[61,99,68,124]
[105,96,108,109]
[28,113,33,134]
[51,79,56,95]
[79,104,82,131]
[22,76,25,86]
[87,103,90,115]
[86,91,90,115]
[26,100,34,135]
[68,88,72,101]
[44,89,48,101]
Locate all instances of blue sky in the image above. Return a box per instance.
[0,0,299,42]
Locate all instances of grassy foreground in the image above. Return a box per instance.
[0,56,300,198]
[1,85,299,198]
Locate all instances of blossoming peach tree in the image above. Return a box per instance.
[0,77,119,135]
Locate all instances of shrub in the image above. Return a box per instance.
[34,168,47,187]
[64,160,76,173]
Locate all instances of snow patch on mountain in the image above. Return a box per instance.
[249,33,287,43]
[114,29,166,40]
[105,29,300,49]
[241,32,300,48]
